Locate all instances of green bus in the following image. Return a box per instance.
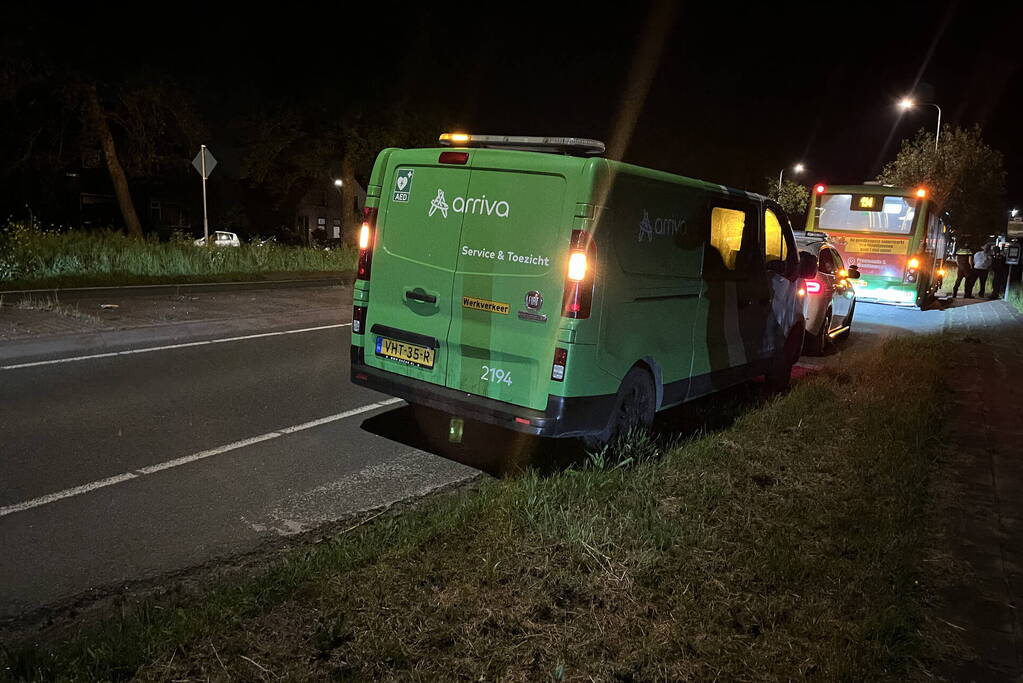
[805,183,946,308]
[350,133,813,444]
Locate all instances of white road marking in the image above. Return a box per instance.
[1,323,351,370]
[0,398,403,518]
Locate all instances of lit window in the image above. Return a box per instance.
[765,209,788,265]
[711,207,746,270]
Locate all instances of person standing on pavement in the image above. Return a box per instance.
[967,244,993,298]
[990,246,1008,299]
[952,242,973,298]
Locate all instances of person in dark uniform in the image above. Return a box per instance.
[990,246,1008,299]
[952,243,972,298]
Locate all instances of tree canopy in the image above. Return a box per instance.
[765,178,810,223]
[877,125,1006,240]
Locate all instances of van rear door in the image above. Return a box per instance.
[362,154,471,388]
[445,154,575,410]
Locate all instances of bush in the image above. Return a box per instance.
[0,223,356,289]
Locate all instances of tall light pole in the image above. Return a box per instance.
[333,179,344,241]
[898,97,942,152]
[778,163,806,191]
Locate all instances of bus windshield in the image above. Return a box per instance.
[816,194,915,234]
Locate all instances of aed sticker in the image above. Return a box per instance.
[843,237,909,255]
[462,296,510,315]
[393,169,414,202]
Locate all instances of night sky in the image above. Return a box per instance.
[5,1,1022,209]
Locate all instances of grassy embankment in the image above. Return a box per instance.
[941,264,1022,312]
[1,337,950,681]
[0,223,356,290]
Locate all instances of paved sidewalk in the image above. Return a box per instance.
[940,299,1023,680]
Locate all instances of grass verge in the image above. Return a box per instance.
[1,337,948,681]
[0,223,355,290]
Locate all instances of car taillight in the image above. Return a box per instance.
[352,305,367,334]
[551,347,568,381]
[562,230,595,319]
[804,279,823,294]
[357,206,377,280]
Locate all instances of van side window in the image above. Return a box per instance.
[710,207,747,271]
[764,209,788,266]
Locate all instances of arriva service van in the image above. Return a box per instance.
[350,134,814,444]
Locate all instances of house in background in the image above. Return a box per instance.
[294,179,366,244]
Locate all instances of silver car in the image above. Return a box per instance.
[795,231,858,355]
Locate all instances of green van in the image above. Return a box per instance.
[350,134,812,443]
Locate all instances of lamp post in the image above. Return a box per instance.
[778,163,805,191]
[332,179,344,241]
[898,97,942,152]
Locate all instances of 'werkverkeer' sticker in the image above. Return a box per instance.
[393,169,414,202]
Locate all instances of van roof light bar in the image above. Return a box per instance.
[438,133,606,157]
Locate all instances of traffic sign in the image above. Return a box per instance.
[192,147,217,179]
[1007,244,1021,266]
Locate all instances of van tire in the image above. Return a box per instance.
[766,322,803,391]
[584,367,656,449]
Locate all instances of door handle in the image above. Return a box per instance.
[405,290,437,304]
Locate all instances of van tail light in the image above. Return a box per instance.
[551,347,568,381]
[357,206,378,280]
[804,279,823,294]
[352,305,367,334]
[562,230,595,319]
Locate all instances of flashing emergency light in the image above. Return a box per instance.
[439,133,606,155]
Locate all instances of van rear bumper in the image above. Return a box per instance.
[350,357,615,438]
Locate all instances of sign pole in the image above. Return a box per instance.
[200,145,209,246]
[1007,264,1013,300]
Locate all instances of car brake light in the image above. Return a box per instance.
[551,347,568,381]
[562,230,595,319]
[352,305,367,334]
[357,207,377,280]
[804,279,823,294]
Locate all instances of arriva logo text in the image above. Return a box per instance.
[428,188,510,219]
[637,209,686,243]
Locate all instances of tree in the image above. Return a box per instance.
[765,178,810,222]
[1,29,205,237]
[877,125,1006,240]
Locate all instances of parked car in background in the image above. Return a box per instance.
[194,231,241,247]
[795,230,858,355]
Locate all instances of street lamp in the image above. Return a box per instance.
[898,97,942,152]
[778,163,806,191]
[333,179,345,241]
[1012,208,1019,219]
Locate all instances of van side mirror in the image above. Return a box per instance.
[847,265,861,280]
[798,251,818,279]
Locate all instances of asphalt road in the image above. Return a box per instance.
[0,300,956,619]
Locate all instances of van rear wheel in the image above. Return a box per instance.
[584,367,656,449]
